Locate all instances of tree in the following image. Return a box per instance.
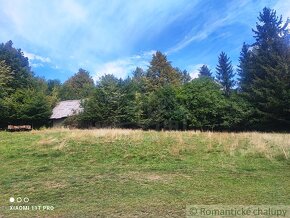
[252,7,289,52]
[132,67,145,82]
[178,78,227,130]
[146,51,182,91]
[47,79,61,95]
[216,52,235,96]
[198,65,212,78]
[2,89,52,127]
[175,67,191,84]
[59,68,95,100]
[0,40,34,90]
[81,74,124,127]
[145,85,184,130]
[0,60,14,97]
[242,7,290,129]
[237,43,253,92]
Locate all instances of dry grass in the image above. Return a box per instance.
[34,128,290,159]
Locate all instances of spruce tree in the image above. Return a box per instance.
[237,43,253,92]
[244,7,290,129]
[216,52,235,96]
[198,65,212,78]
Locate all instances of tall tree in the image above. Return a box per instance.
[243,7,290,129]
[216,52,235,96]
[81,74,124,127]
[0,60,14,97]
[175,67,191,84]
[0,40,34,90]
[252,7,289,52]
[237,43,252,92]
[146,51,182,91]
[2,89,51,127]
[59,68,95,100]
[145,85,183,130]
[198,65,212,78]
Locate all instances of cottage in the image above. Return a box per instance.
[50,100,83,127]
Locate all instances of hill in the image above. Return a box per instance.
[0,129,289,217]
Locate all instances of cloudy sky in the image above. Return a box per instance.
[0,0,289,82]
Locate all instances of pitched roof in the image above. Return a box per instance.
[50,100,83,119]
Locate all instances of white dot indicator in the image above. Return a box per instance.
[9,197,15,203]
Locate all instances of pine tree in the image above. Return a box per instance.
[198,65,212,78]
[252,7,289,52]
[216,52,235,96]
[175,67,191,84]
[238,43,253,92]
[244,7,290,129]
[81,74,124,127]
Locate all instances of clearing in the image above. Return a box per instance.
[0,129,289,217]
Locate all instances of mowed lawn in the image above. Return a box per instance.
[0,129,289,217]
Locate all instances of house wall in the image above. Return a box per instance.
[52,118,66,128]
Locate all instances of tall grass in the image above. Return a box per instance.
[34,128,290,160]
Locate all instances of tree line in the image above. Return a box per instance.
[0,7,289,131]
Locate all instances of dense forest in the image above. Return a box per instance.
[0,7,289,131]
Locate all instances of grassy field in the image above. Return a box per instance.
[0,129,289,217]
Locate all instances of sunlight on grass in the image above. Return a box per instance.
[0,129,289,217]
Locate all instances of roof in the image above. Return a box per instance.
[50,100,83,119]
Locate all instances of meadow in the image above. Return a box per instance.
[0,129,289,217]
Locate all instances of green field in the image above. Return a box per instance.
[0,129,289,217]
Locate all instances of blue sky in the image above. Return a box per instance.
[0,0,289,82]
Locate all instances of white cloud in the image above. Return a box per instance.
[23,51,51,63]
[187,64,204,79]
[60,0,87,22]
[167,14,234,54]
[93,50,155,81]
[166,0,265,54]
[274,0,290,20]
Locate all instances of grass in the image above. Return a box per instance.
[0,129,289,217]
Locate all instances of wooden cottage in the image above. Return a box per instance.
[50,100,83,127]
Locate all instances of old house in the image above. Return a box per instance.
[50,100,83,127]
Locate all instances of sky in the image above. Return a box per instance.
[0,0,289,82]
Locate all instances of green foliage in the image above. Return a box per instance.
[198,64,212,78]
[0,40,34,90]
[0,60,14,97]
[59,68,94,100]
[1,89,52,127]
[145,85,184,130]
[146,51,182,91]
[47,79,61,95]
[178,78,227,130]
[175,67,191,84]
[240,7,290,129]
[221,93,255,130]
[216,52,235,96]
[238,43,252,92]
[81,74,124,127]
[1,7,289,131]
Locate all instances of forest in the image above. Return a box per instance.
[0,7,289,131]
